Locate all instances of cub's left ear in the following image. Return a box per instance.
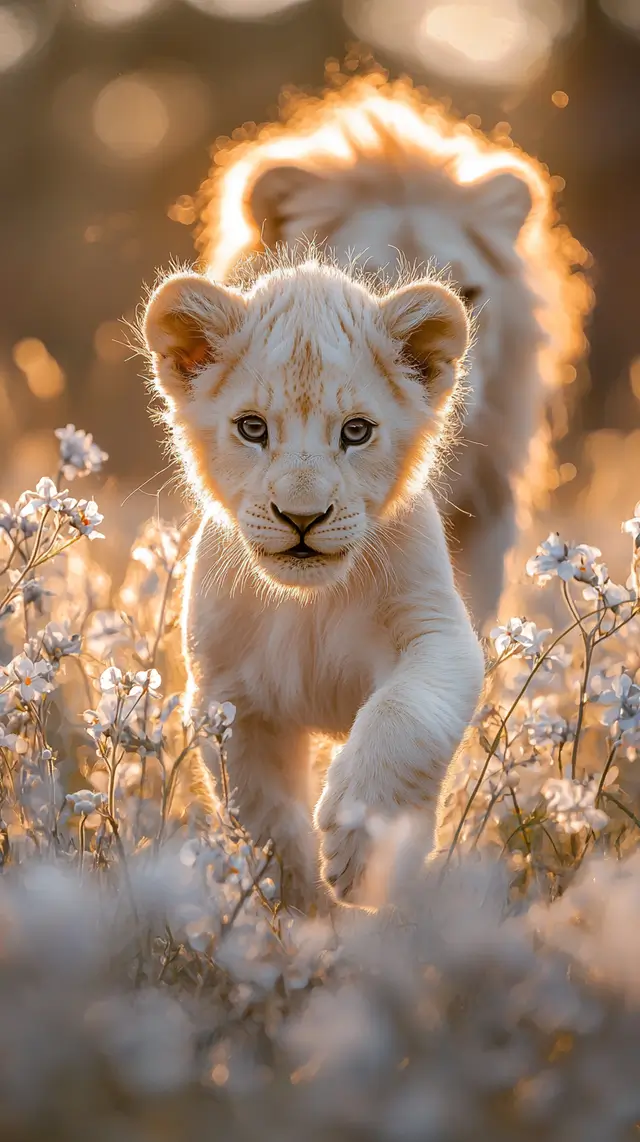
[467,169,534,243]
[381,281,470,411]
[143,273,246,403]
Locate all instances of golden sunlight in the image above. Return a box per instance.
[92,75,170,161]
[13,339,65,401]
[184,0,309,16]
[345,0,581,87]
[75,0,161,26]
[600,0,640,36]
[0,5,38,73]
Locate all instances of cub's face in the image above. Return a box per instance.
[143,263,468,591]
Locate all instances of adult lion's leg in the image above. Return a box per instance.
[223,714,321,912]
[448,488,517,631]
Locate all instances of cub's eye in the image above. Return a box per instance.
[341,418,374,448]
[460,285,482,309]
[236,415,268,445]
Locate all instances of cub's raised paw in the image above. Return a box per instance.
[315,784,371,904]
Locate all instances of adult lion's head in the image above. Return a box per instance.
[142,259,469,594]
[197,76,590,517]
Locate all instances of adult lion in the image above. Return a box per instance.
[197,74,590,626]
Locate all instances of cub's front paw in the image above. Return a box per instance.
[314,773,372,904]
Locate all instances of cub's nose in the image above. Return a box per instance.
[271,504,333,536]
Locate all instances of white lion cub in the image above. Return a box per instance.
[143,259,484,907]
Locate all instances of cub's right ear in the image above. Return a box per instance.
[143,273,246,403]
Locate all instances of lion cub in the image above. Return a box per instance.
[143,259,484,907]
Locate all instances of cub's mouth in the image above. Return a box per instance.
[274,541,346,563]
[284,540,322,560]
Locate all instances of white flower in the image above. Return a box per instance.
[83,704,119,742]
[542,776,608,834]
[570,543,603,583]
[526,532,601,586]
[63,497,104,540]
[20,478,68,517]
[622,501,640,546]
[5,655,54,702]
[491,617,552,661]
[582,562,635,609]
[65,789,107,816]
[196,699,236,738]
[130,668,162,697]
[42,622,81,661]
[524,699,573,748]
[0,725,27,753]
[132,523,181,573]
[85,610,129,659]
[99,666,123,694]
[0,501,17,533]
[491,617,527,656]
[55,424,108,481]
[596,673,640,736]
[16,577,53,611]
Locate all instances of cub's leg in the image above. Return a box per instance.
[315,604,484,904]
[222,714,320,912]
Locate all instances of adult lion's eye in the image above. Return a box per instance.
[341,418,374,448]
[236,415,268,446]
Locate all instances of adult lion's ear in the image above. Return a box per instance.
[467,169,534,245]
[247,163,334,248]
[143,273,246,402]
[381,281,470,411]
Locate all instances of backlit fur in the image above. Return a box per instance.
[142,257,485,908]
[197,72,592,626]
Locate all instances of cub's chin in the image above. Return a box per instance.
[254,546,354,591]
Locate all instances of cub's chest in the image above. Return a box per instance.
[223,600,395,734]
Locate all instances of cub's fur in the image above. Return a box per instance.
[143,257,484,908]
[197,75,591,626]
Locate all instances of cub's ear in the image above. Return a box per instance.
[143,273,246,402]
[467,169,534,244]
[247,163,335,248]
[380,281,470,411]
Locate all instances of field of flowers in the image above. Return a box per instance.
[2,425,640,1141]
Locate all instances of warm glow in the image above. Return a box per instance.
[601,0,640,35]
[0,5,38,73]
[552,89,570,107]
[75,0,161,26]
[630,357,640,402]
[94,321,129,364]
[344,0,580,87]
[92,75,169,160]
[420,0,547,77]
[13,339,65,400]
[184,0,308,16]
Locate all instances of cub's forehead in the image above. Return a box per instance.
[234,273,387,398]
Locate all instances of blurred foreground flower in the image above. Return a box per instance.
[542,776,609,833]
[55,424,108,482]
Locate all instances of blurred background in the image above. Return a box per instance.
[1,0,639,564]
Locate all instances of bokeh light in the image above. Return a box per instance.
[0,5,38,73]
[344,0,582,87]
[600,0,640,37]
[92,74,170,160]
[54,68,211,166]
[13,339,65,401]
[75,0,163,28]
[184,0,310,18]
